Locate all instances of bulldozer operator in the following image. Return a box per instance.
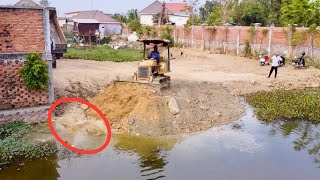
[147,45,160,63]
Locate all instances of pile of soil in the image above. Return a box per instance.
[82,81,244,136]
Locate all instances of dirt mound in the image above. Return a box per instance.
[83,81,244,136]
[86,82,167,135]
[86,82,164,122]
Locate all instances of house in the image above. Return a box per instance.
[139,0,190,26]
[65,10,122,41]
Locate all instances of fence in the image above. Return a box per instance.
[122,25,320,58]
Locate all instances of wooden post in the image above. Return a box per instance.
[237,26,240,56]
[43,0,54,104]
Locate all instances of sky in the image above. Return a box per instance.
[2,0,206,16]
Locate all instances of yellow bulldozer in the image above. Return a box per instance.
[132,39,171,91]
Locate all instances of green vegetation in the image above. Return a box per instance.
[64,46,143,62]
[185,0,320,27]
[246,89,320,123]
[20,53,49,90]
[161,26,174,47]
[0,121,56,166]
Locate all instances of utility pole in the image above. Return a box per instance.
[43,0,54,104]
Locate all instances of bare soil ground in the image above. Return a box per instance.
[53,48,320,136]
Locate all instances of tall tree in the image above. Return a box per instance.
[281,0,312,27]
[127,9,139,21]
[113,13,127,23]
[240,0,267,26]
[199,0,215,22]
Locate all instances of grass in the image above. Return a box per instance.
[246,89,320,123]
[0,121,57,166]
[64,46,143,62]
[306,58,320,69]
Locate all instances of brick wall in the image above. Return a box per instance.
[123,25,320,57]
[0,7,49,113]
[0,8,44,54]
[0,59,49,111]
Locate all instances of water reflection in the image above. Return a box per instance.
[271,120,320,167]
[113,134,180,180]
[0,156,58,180]
[1,103,320,180]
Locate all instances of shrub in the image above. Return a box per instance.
[128,19,142,35]
[244,41,252,57]
[101,37,112,44]
[161,26,174,47]
[20,53,49,90]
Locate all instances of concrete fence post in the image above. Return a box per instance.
[237,26,240,56]
[192,25,194,48]
[182,28,185,45]
[268,24,274,56]
[174,25,176,44]
[202,26,205,51]
[308,34,313,59]
[43,0,54,104]
[212,26,215,52]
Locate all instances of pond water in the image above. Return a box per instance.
[1,103,320,180]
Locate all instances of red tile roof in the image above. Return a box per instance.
[165,3,189,14]
[139,0,190,15]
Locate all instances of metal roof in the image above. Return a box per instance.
[67,10,120,24]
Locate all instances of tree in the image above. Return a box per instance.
[199,0,215,22]
[208,3,223,25]
[127,9,139,21]
[267,0,282,26]
[281,0,312,27]
[218,0,236,25]
[186,14,202,25]
[184,0,200,26]
[113,13,127,23]
[309,0,320,26]
[240,0,267,26]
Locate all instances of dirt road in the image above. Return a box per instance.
[54,48,320,95]
[53,48,320,136]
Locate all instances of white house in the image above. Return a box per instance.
[64,10,122,39]
[139,0,190,26]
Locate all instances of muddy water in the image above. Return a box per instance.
[1,103,320,180]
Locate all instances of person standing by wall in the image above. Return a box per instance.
[268,52,282,78]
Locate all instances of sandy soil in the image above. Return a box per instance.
[53,48,320,136]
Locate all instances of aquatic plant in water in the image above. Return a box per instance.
[246,89,320,123]
[0,121,57,166]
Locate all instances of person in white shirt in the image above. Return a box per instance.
[268,52,282,78]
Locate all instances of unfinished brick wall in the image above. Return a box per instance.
[0,7,49,113]
[0,59,49,111]
[0,8,44,54]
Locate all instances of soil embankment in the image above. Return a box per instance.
[56,81,243,136]
[53,48,320,136]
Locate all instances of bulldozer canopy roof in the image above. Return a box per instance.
[137,39,170,46]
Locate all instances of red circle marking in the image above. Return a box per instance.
[48,97,112,154]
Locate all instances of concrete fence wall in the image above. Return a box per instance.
[123,25,320,58]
